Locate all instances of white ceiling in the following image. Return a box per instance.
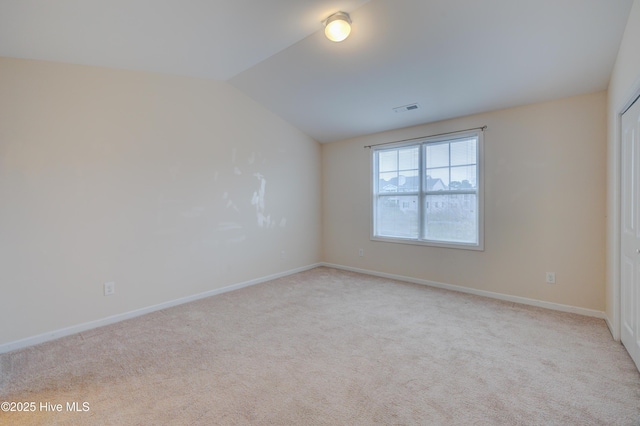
[0,0,370,80]
[0,0,634,143]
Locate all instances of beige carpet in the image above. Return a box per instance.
[1,266,639,425]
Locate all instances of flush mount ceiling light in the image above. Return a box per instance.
[323,11,352,42]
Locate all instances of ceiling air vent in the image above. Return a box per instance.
[393,103,421,113]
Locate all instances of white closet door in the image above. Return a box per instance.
[621,95,640,372]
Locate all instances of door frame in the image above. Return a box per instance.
[613,79,640,341]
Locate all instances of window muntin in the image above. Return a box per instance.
[372,131,483,250]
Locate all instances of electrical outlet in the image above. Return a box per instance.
[546,272,556,284]
[280,250,286,259]
[358,249,364,257]
[104,281,115,296]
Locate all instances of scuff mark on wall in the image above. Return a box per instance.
[217,222,245,244]
[226,200,239,212]
[223,191,239,212]
[217,222,242,232]
[209,149,287,241]
[251,172,270,227]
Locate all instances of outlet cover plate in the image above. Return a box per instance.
[104,281,115,296]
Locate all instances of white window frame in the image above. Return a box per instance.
[371,129,484,251]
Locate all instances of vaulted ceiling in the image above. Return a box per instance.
[0,0,634,142]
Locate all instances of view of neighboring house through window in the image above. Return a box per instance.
[372,130,483,250]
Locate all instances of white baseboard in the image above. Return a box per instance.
[1,262,607,355]
[321,262,606,319]
[0,263,322,355]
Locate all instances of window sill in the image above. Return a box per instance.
[371,235,484,251]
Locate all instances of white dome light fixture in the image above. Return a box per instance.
[324,11,352,42]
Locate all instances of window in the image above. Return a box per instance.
[372,130,483,250]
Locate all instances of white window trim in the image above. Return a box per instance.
[370,129,484,251]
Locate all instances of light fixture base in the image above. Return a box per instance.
[323,11,352,42]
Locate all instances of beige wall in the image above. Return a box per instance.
[607,0,640,336]
[323,91,607,311]
[0,57,321,347]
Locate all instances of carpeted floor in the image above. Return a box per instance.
[1,266,639,425]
